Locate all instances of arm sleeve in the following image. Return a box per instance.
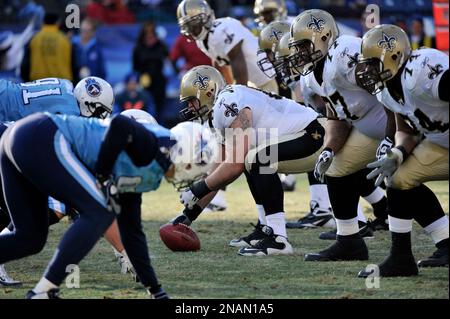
[169,36,182,62]
[117,192,160,289]
[94,115,158,177]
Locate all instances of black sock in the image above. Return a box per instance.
[326,173,360,220]
[337,233,361,240]
[391,232,413,255]
[371,197,388,220]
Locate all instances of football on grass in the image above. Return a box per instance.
[159,224,201,252]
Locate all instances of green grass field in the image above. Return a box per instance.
[1,175,448,299]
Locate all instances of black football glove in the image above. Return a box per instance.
[96,174,121,214]
[170,214,192,226]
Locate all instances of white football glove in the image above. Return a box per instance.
[314,148,334,183]
[367,148,404,187]
[376,136,394,160]
[179,189,199,210]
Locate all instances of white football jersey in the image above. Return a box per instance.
[322,35,387,140]
[212,85,318,148]
[377,48,449,149]
[196,17,274,87]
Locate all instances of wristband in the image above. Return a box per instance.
[190,180,212,199]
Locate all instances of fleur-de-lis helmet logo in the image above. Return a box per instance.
[307,15,325,32]
[269,28,283,41]
[193,73,210,91]
[377,32,397,52]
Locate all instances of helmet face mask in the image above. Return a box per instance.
[179,13,211,40]
[177,0,214,41]
[254,0,287,27]
[75,77,114,119]
[256,9,279,25]
[357,24,412,95]
[355,58,392,95]
[82,102,111,119]
[288,39,323,76]
[257,50,277,78]
[179,65,225,124]
[179,96,211,122]
[166,122,219,190]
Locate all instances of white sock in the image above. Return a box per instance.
[388,216,413,233]
[424,216,449,244]
[266,212,287,238]
[256,205,266,225]
[0,227,12,236]
[309,184,332,211]
[363,187,385,204]
[33,277,58,294]
[357,202,366,223]
[336,217,359,236]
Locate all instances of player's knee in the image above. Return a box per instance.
[14,229,48,256]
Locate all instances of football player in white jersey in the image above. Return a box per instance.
[177,0,278,93]
[355,25,449,276]
[177,65,328,256]
[254,0,290,27]
[258,21,335,229]
[286,9,393,261]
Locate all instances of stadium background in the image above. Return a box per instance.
[0,0,448,128]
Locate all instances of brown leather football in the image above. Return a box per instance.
[159,223,201,252]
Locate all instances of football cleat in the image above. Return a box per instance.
[0,264,22,287]
[417,247,449,268]
[367,218,389,231]
[358,253,418,278]
[229,222,268,248]
[286,201,334,229]
[205,189,227,212]
[305,235,369,261]
[25,288,61,299]
[319,221,374,240]
[238,226,293,256]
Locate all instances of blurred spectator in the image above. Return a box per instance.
[133,22,169,121]
[113,72,156,115]
[21,12,79,82]
[86,0,136,24]
[390,16,409,35]
[410,16,436,49]
[72,18,107,79]
[0,20,36,77]
[169,34,212,75]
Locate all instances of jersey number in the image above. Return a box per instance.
[413,109,449,133]
[322,91,358,120]
[20,78,62,105]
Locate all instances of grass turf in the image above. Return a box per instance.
[1,175,448,299]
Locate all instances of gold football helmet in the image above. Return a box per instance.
[177,0,215,41]
[275,33,300,87]
[179,65,226,122]
[258,21,290,78]
[254,0,287,26]
[288,9,339,75]
[356,24,411,95]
